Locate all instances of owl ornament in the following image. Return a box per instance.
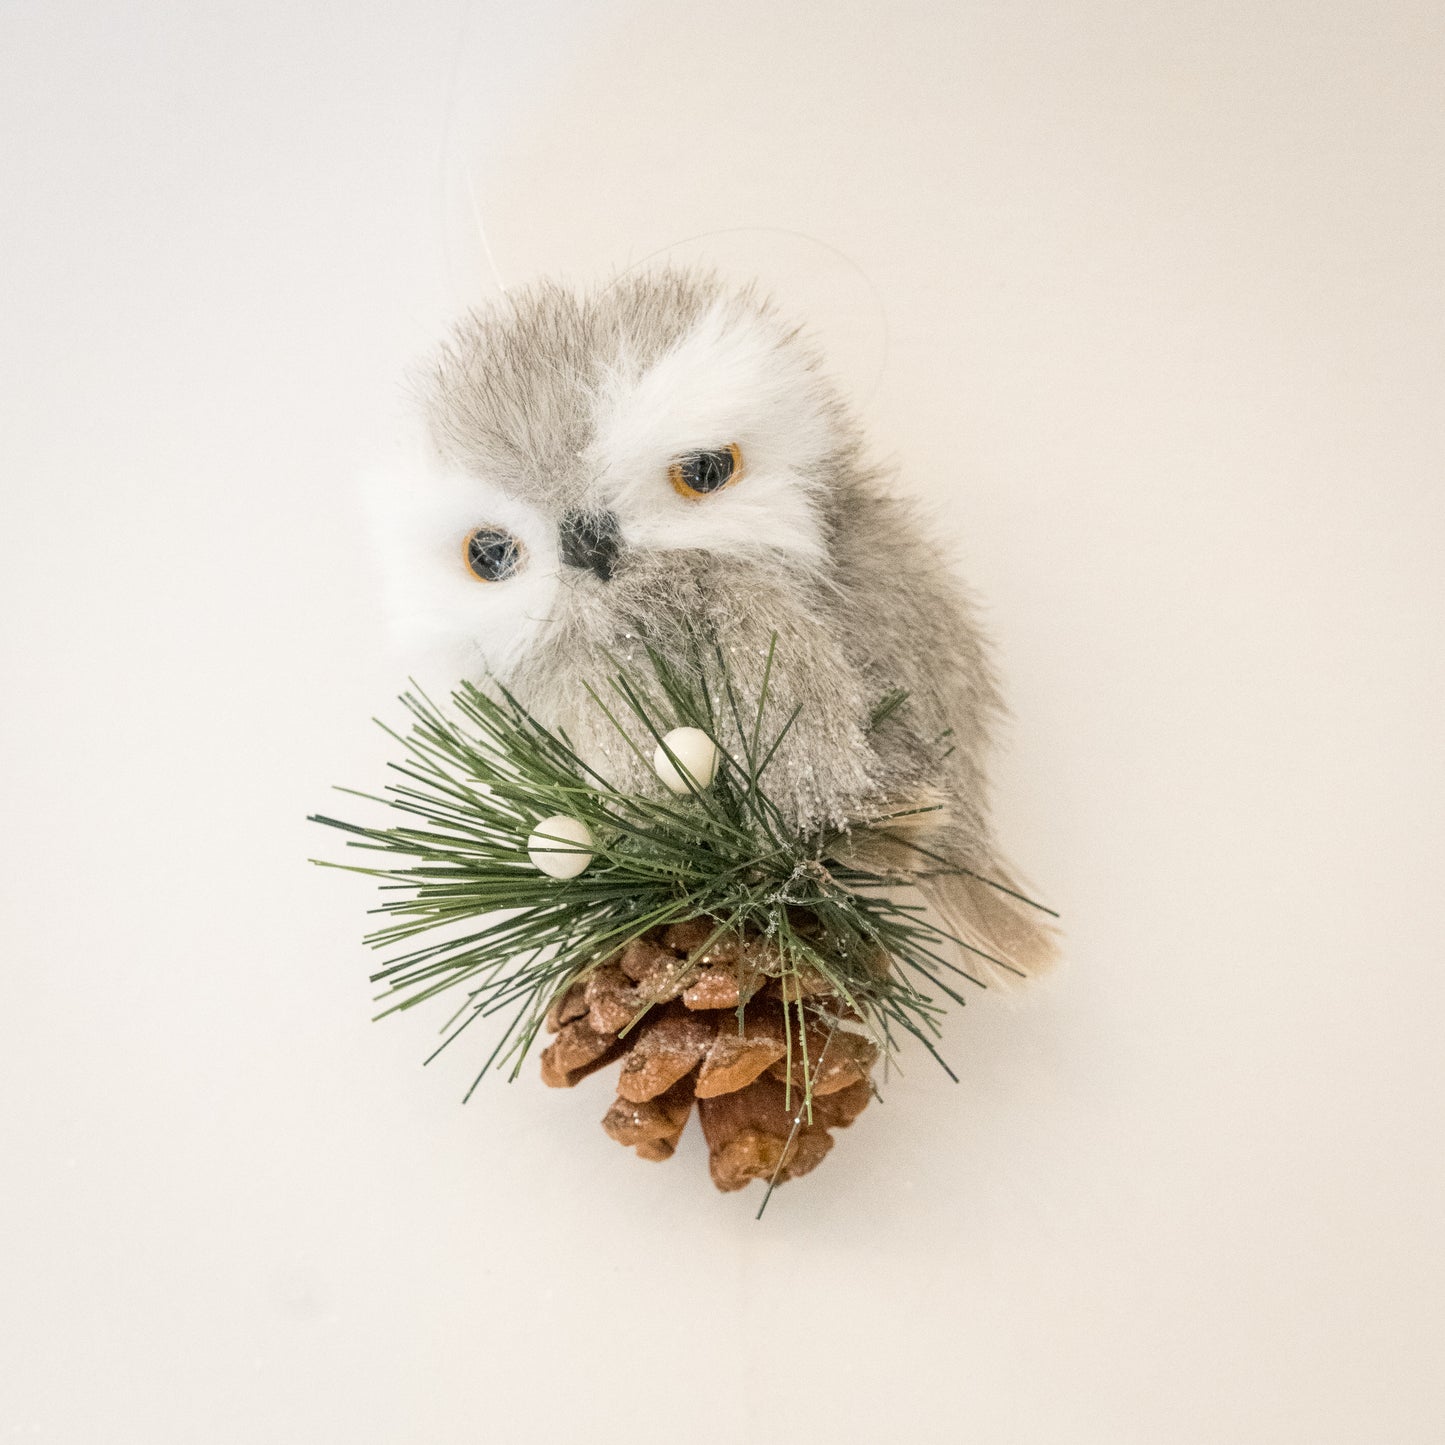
[315,267,1057,1205]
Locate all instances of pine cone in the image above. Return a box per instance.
[541,920,878,1192]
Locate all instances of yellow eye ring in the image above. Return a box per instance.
[463,526,526,582]
[668,443,743,500]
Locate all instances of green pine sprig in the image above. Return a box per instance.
[310,637,991,1104]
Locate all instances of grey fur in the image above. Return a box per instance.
[417,268,1053,970]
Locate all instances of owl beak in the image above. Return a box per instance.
[558,508,622,582]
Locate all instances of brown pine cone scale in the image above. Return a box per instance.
[615,1010,715,1102]
[693,1004,788,1098]
[699,1076,873,1191]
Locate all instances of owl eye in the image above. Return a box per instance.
[668,443,742,499]
[463,525,525,582]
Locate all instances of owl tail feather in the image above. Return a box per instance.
[834,791,1060,989]
[918,867,1061,990]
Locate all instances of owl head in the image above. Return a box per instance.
[370,268,865,687]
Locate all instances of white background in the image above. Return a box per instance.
[3,3,1443,1441]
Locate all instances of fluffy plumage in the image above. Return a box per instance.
[369,267,1056,979]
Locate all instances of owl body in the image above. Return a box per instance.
[374,269,1053,976]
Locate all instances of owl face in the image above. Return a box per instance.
[371,271,858,684]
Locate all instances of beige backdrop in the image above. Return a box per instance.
[3,2,1443,1441]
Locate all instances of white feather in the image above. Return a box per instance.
[362,425,561,686]
[586,302,834,568]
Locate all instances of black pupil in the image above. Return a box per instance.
[679,448,734,494]
[466,527,521,581]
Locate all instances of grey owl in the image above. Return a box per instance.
[370,267,1056,980]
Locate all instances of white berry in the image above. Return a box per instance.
[652,727,719,794]
[526,814,594,879]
